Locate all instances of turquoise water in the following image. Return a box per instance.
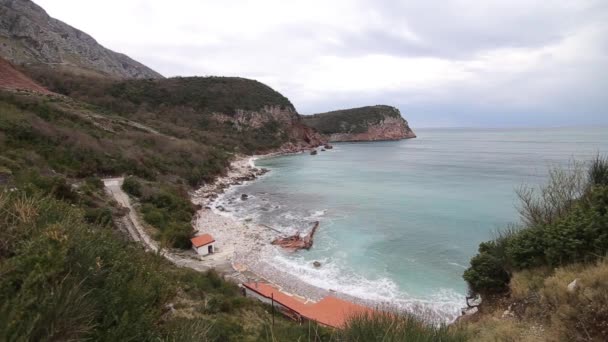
[219,127,608,318]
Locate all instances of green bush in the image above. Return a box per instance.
[0,191,171,341]
[463,253,511,295]
[122,176,142,197]
[464,158,608,298]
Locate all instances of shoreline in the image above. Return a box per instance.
[191,150,463,322]
[191,151,358,303]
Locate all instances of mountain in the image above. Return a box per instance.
[0,0,162,79]
[303,105,416,142]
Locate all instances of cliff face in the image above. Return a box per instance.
[213,105,327,152]
[303,105,416,142]
[327,115,416,142]
[0,0,162,79]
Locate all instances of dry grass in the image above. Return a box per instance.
[465,258,608,341]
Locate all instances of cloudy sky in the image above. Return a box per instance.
[37,0,608,127]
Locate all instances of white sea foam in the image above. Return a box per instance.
[447,262,468,269]
[270,250,464,322]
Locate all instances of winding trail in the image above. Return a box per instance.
[103,177,247,281]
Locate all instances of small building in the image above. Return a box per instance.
[191,234,215,256]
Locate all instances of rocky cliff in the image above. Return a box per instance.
[0,0,162,79]
[303,105,416,142]
[212,104,327,152]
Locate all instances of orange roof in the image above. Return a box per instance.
[243,282,373,328]
[191,234,215,247]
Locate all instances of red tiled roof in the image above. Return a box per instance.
[191,234,215,247]
[243,282,372,328]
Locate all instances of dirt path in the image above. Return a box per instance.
[103,177,248,280]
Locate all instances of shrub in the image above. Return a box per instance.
[463,253,511,295]
[589,155,608,187]
[122,176,142,197]
[0,191,171,340]
[465,158,608,298]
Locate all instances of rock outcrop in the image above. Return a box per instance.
[303,105,416,142]
[0,0,162,79]
[212,105,326,152]
[271,221,319,251]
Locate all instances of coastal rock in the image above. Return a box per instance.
[324,144,333,149]
[272,221,319,251]
[241,194,249,200]
[313,261,321,268]
[303,105,416,142]
[212,105,327,151]
[310,150,318,155]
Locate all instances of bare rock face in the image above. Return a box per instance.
[303,105,416,142]
[213,105,327,152]
[0,0,162,79]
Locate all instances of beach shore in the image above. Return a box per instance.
[190,152,461,321]
[190,152,347,302]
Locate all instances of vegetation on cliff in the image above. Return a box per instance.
[463,157,608,340]
[303,105,406,135]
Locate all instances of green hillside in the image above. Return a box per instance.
[303,105,403,134]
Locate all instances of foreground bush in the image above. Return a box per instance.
[0,191,171,340]
[464,157,608,297]
[340,312,467,342]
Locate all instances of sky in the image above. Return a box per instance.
[36,0,608,128]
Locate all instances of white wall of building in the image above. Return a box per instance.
[193,243,214,256]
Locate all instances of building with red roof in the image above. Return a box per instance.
[191,234,215,256]
[242,282,373,328]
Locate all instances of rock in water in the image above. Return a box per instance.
[310,150,318,155]
[272,221,320,251]
[313,261,321,268]
[241,194,249,200]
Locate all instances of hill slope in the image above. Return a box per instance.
[21,69,326,153]
[303,105,416,142]
[0,56,50,93]
[0,0,162,79]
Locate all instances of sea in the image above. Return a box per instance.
[215,127,608,320]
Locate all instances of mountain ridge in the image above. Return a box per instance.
[0,0,162,79]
